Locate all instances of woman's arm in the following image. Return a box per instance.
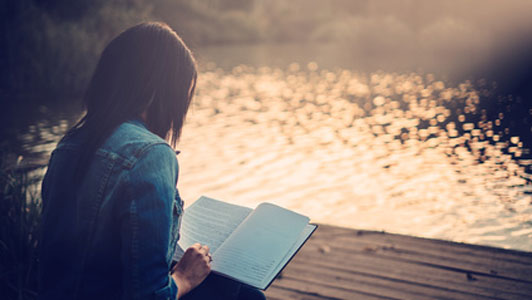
[119,144,182,299]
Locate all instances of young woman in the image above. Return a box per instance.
[38,22,265,300]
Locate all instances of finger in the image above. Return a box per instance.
[192,243,201,249]
[198,246,209,255]
[203,254,212,265]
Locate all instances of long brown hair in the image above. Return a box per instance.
[67,22,197,183]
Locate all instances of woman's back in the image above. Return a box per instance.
[38,21,264,300]
[39,120,181,299]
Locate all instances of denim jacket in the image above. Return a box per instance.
[39,120,182,300]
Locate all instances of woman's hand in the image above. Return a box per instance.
[172,243,212,298]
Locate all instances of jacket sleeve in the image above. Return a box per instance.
[119,143,179,300]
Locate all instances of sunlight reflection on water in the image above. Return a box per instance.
[176,63,532,251]
[7,63,532,251]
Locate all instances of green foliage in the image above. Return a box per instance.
[0,155,43,300]
[4,0,504,100]
[1,0,412,97]
[1,0,152,97]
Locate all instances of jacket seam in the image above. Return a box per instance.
[129,142,174,169]
[73,156,117,298]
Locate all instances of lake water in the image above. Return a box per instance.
[4,43,532,252]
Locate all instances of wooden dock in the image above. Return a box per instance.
[265,224,532,300]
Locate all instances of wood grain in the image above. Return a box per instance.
[265,224,532,300]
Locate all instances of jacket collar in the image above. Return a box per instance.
[127,119,181,155]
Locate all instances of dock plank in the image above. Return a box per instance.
[265,224,532,300]
[296,248,531,299]
[309,228,532,279]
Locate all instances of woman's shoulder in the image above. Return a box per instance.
[101,119,176,167]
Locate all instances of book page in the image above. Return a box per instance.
[211,203,309,289]
[269,224,317,282]
[173,196,252,261]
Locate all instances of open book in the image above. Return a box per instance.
[172,196,317,290]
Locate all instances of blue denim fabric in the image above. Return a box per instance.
[39,120,182,300]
